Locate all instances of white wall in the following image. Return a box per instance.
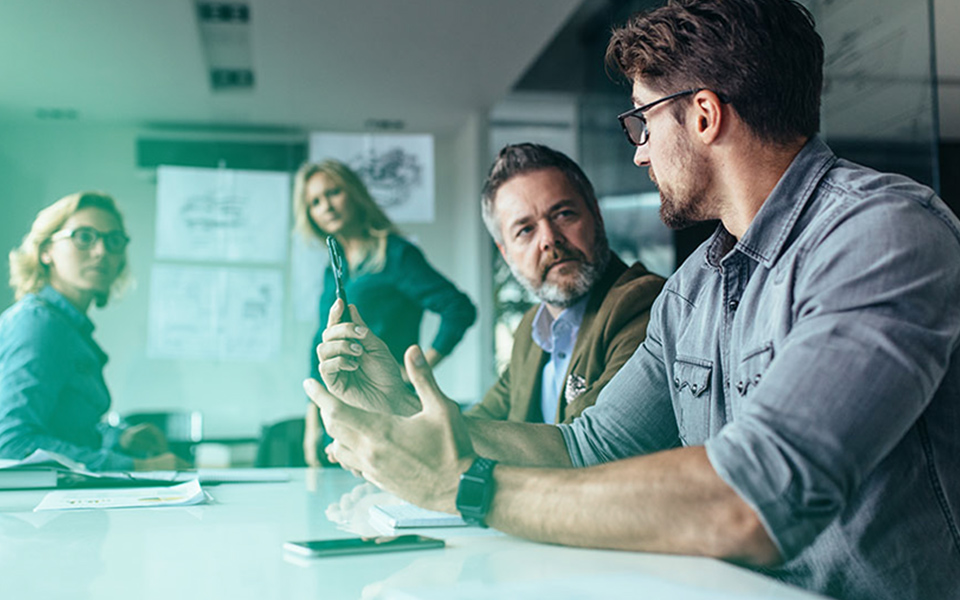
[405,113,494,405]
[0,117,491,438]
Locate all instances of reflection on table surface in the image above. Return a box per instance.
[0,468,826,600]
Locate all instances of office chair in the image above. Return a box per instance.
[254,417,307,468]
[122,411,203,461]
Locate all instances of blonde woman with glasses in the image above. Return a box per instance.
[0,192,188,471]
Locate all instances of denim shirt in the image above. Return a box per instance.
[0,286,134,471]
[560,138,960,600]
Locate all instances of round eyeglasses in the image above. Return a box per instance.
[50,226,130,254]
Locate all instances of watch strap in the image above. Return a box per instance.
[456,457,498,527]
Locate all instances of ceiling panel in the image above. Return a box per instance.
[0,0,583,133]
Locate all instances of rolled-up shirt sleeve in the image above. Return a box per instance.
[705,192,960,559]
[559,291,680,467]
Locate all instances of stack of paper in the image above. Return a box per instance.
[116,468,291,485]
[0,450,88,490]
[0,465,58,490]
[370,502,466,529]
[0,450,180,489]
[1,450,292,491]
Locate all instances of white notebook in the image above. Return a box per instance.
[370,502,467,528]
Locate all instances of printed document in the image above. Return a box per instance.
[34,479,207,512]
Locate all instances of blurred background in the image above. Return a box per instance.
[0,0,956,465]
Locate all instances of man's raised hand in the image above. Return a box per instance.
[304,345,475,513]
[317,299,419,416]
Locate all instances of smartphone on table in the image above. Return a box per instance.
[283,534,444,558]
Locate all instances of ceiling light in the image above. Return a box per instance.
[195,1,255,91]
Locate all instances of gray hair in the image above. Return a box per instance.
[480,144,601,243]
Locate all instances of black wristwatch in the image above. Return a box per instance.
[455,457,498,527]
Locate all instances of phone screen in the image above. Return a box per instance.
[283,534,444,558]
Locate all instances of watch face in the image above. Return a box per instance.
[456,458,497,526]
[456,474,487,510]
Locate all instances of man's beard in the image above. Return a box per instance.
[508,226,611,309]
[653,136,715,230]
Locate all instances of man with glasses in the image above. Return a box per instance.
[306,1,960,598]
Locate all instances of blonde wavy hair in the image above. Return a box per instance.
[292,160,397,275]
[9,192,130,309]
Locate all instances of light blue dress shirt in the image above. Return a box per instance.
[531,296,588,424]
[0,286,134,471]
[559,138,960,600]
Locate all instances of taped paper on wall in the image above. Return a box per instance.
[155,165,290,263]
[147,265,283,361]
[309,132,435,223]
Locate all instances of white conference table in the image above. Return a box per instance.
[0,468,826,600]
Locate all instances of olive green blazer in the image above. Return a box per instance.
[468,255,665,424]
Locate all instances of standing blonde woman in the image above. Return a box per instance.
[293,160,476,465]
[0,192,188,471]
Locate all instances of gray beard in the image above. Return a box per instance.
[508,232,611,309]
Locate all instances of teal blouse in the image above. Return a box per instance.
[310,234,476,377]
[0,286,134,471]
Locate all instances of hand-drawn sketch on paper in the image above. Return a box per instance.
[148,265,283,361]
[155,166,291,263]
[309,133,434,223]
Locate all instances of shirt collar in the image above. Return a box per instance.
[704,136,837,269]
[531,295,589,353]
[38,285,95,337]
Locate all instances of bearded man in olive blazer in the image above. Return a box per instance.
[467,144,664,425]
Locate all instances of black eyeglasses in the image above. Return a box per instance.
[51,226,130,254]
[617,88,706,146]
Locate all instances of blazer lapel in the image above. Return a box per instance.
[557,255,628,421]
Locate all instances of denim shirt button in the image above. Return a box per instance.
[736,381,745,394]
[754,374,762,384]
[729,299,739,311]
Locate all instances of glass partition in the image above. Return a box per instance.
[804,0,940,190]
[489,0,942,371]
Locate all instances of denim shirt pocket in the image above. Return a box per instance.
[735,343,775,397]
[672,357,712,445]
